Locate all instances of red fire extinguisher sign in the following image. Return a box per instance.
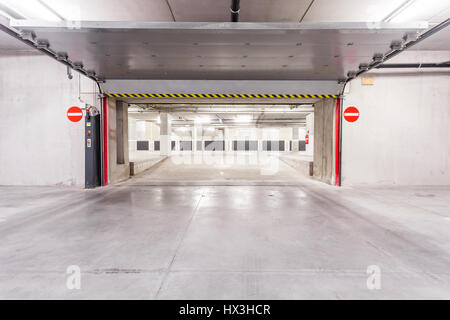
[305,130,309,144]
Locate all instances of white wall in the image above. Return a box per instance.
[342,65,450,185]
[128,122,301,154]
[0,54,99,186]
[128,118,137,152]
[305,113,314,156]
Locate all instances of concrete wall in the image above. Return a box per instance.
[0,54,99,186]
[128,118,160,152]
[305,113,314,156]
[128,118,137,152]
[313,99,336,184]
[342,69,450,186]
[128,123,302,153]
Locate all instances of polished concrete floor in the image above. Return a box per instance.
[130,152,308,184]
[0,175,450,299]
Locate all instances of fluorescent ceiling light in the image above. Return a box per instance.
[0,8,13,19]
[0,0,63,21]
[35,0,81,21]
[234,115,253,123]
[386,0,449,22]
[195,117,210,124]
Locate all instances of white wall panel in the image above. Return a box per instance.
[0,54,98,186]
[342,66,450,185]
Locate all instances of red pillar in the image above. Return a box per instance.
[102,97,108,186]
[335,98,341,186]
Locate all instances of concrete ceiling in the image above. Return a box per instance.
[0,0,448,69]
[1,1,448,50]
[302,0,406,22]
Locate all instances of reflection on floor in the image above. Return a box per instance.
[1,180,450,299]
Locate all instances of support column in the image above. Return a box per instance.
[116,101,128,164]
[292,127,299,152]
[192,125,197,152]
[192,125,203,152]
[160,112,171,156]
[107,99,130,184]
[224,127,230,151]
[257,128,262,152]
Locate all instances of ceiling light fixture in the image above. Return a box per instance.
[383,0,417,22]
[195,117,210,124]
[0,1,24,19]
[0,8,13,19]
[234,115,253,123]
[0,0,63,21]
[383,0,449,23]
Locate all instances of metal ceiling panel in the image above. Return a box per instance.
[9,20,427,81]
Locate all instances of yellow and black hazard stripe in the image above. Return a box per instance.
[104,93,339,99]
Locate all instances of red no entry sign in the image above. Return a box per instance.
[344,106,360,123]
[67,106,83,122]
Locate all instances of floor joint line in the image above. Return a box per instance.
[154,189,205,299]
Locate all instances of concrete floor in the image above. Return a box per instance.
[1,172,450,299]
[129,151,163,162]
[130,152,308,184]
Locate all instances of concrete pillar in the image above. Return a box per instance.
[257,128,262,152]
[292,127,299,152]
[116,101,129,164]
[224,127,230,151]
[313,100,333,184]
[108,99,130,184]
[192,126,197,151]
[160,112,171,156]
[192,125,203,152]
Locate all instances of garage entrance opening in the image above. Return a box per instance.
[126,102,316,185]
